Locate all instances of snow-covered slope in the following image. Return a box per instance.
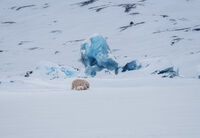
[0,0,200,137]
[0,0,200,80]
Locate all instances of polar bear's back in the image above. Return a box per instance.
[71,79,90,90]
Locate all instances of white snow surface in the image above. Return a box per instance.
[1,78,200,138]
[0,0,200,137]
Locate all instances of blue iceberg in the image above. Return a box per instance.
[122,60,142,72]
[81,35,118,76]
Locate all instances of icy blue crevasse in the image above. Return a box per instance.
[122,60,142,72]
[81,35,118,76]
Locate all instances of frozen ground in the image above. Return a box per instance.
[0,0,200,137]
[0,78,200,138]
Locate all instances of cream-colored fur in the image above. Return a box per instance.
[71,79,90,90]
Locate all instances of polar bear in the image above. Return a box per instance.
[71,79,90,90]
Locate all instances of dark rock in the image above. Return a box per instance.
[50,30,62,33]
[2,21,16,24]
[130,21,134,25]
[25,71,33,77]
[16,5,35,11]
[129,12,140,16]
[18,41,30,46]
[28,47,40,50]
[118,4,136,13]
[134,22,145,26]
[198,75,200,79]
[78,0,98,7]
[10,6,17,10]
[64,39,85,44]
[174,27,190,32]
[160,15,168,18]
[138,0,146,2]
[0,50,3,52]
[153,24,200,34]
[10,80,14,83]
[95,7,105,12]
[89,5,109,12]
[54,51,59,54]
[171,37,184,46]
[43,3,49,8]
[193,28,200,31]
[119,21,145,31]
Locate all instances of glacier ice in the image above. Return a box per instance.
[122,60,141,72]
[152,67,179,78]
[81,35,118,76]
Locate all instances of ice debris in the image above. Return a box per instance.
[152,67,179,78]
[122,60,141,72]
[32,61,77,79]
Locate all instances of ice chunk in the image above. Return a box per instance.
[81,34,118,76]
[122,60,141,72]
[152,67,179,78]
